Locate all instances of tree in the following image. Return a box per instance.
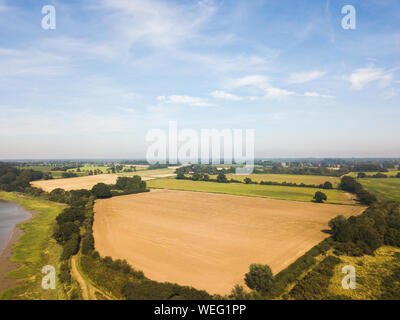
[91,183,112,199]
[244,177,252,184]
[61,233,80,260]
[314,191,327,203]
[176,172,185,179]
[322,181,333,189]
[329,215,353,242]
[192,172,203,181]
[357,172,366,179]
[81,233,95,255]
[244,264,274,294]
[217,173,227,183]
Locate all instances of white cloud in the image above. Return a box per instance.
[225,75,297,100]
[210,90,242,101]
[97,0,217,48]
[157,95,215,107]
[228,75,269,89]
[288,70,326,84]
[304,92,335,99]
[348,66,393,90]
[265,87,295,99]
[0,47,73,77]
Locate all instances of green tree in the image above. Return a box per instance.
[244,177,252,184]
[244,264,274,294]
[91,183,112,199]
[322,181,333,189]
[313,191,327,203]
[217,173,227,183]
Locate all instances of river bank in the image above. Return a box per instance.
[0,192,65,299]
[0,200,33,292]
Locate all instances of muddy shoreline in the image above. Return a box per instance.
[0,203,35,293]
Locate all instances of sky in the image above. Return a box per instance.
[0,0,399,159]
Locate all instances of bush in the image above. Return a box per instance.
[121,281,211,300]
[81,233,95,255]
[59,261,71,285]
[288,256,341,300]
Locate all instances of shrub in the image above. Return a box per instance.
[288,256,341,300]
[81,233,95,255]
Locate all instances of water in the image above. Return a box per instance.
[0,200,31,254]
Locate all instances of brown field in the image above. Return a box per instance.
[31,170,176,192]
[93,190,365,295]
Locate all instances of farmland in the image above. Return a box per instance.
[214,173,339,186]
[31,168,176,192]
[346,171,400,178]
[93,190,365,294]
[358,178,400,202]
[147,178,356,205]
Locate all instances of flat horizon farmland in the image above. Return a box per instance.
[31,168,176,192]
[147,178,357,205]
[214,173,340,186]
[359,178,400,202]
[93,190,366,294]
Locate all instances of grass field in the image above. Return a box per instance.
[32,168,176,192]
[358,178,400,202]
[215,173,339,186]
[147,178,357,205]
[0,192,66,300]
[347,171,400,178]
[93,190,365,294]
[326,246,400,300]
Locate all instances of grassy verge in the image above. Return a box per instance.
[147,178,356,205]
[0,192,66,300]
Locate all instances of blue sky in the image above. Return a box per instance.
[0,0,399,159]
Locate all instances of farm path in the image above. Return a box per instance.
[71,256,90,300]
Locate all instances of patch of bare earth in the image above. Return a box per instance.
[93,190,365,295]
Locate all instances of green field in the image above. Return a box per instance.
[147,178,356,205]
[119,167,176,177]
[0,192,66,300]
[214,173,339,187]
[358,178,400,202]
[347,171,400,178]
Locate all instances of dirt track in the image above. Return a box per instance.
[93,190,365,295]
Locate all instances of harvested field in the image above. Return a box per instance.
[93,190,365,295]
[31,169,176,192]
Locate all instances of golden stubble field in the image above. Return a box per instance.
[31,171,176,192]
[93,189,365,295]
